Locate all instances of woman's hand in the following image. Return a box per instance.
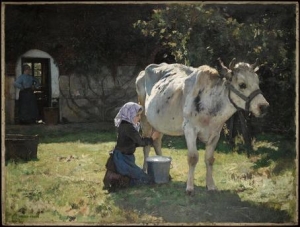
[151,130,160,140]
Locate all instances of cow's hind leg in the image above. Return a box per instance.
[184,124,199,196]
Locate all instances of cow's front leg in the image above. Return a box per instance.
[143,145,151,172]
[143,131,163,172]
[140,116,154,172]
[205,134,220,191]
[184,125,198,196]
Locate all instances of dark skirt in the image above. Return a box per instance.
[113,149,153,186]
[18,88,39,124]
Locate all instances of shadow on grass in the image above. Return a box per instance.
[5,123,296,173]
[107,181,292,224]
[5,123,117,144]
[252,140,296,171]
[5,158,40,166]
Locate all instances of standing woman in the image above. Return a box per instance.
[103,102,159,191]
[14,64,41,124]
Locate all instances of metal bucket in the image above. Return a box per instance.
[146,155,172,184]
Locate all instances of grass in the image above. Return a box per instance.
[3,124,298,224]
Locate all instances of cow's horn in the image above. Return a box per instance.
[218,58,227,69]
[229,58,236,70]
[218,58,231,79]
[251,58,259,69]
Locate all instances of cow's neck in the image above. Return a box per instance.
[199,82,237,124]
[223,84,240,119]
[214,83,239,123]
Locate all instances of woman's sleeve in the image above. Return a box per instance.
[127,125,153,147]
[14,76,23,89]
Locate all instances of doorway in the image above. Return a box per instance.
[21,57,51,121]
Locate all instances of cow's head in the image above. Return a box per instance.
[218,58,269,117]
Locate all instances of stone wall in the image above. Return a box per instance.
[4,51,155,124]
[59,65,142,123]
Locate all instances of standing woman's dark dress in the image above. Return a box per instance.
[14,65,40,124]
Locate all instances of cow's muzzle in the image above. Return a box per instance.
[258,103,269,117]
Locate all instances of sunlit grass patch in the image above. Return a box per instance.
[4,130,297,224]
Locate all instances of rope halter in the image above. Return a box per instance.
[225,82,262,112]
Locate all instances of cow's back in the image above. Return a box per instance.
[143,63,196,135]
[136,63,169,106]
[136,63,194,105]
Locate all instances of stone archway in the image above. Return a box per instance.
[15,49,59,100]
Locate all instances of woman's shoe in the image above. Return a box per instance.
[103,170,121,189]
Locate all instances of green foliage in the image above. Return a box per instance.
[4,4,296,133]
[5,5,156,74]
[5,3,296,135]
[133,3,296,133]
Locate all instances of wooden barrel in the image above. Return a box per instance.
[43,107,59,125]
[5,134,39,161]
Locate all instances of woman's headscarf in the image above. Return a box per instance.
[114,102,143,131]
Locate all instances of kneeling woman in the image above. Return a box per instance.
[103,102,159,190]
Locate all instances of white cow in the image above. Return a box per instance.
[136,58,269,195]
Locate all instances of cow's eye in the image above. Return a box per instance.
[239,83,247,89]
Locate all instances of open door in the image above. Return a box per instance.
[21,58,51,121]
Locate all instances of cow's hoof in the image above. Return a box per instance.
[206,185,218,191]
[185,190,195,196]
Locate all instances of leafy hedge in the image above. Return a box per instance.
[133,3,296,134]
